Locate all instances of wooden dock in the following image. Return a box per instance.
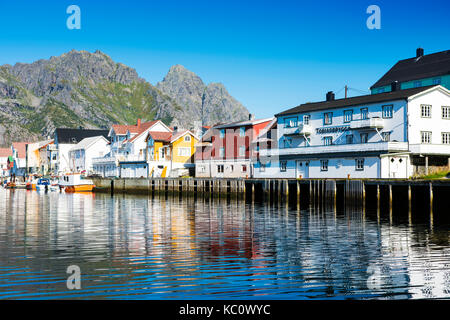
[92,177,450,219]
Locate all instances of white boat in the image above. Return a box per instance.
[59,173,95,192]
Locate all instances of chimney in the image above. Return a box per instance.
[391,81,401,92]
[137,118,141,127]
[416,47,424,58]
[249,114,255,120]
[326,91,335,101]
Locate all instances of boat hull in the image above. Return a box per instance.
[65,184,94,193]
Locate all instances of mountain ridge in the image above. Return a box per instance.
[0,50,249,146]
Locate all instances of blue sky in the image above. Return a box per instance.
[0,0,449,118]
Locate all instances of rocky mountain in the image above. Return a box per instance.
[0,50,249,146]
[156,65,249,128]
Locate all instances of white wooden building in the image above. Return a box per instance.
[256,85,450,179]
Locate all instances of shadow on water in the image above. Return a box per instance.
[0,188,449,300]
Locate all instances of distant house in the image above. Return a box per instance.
[53,128,109,174]
[11,142,29,177]
[142,129,199,178]
[25,139,53,174]
[68,136,110,174]
[93,119,173,177]
[0,148,12,177]
[371,48,450,94]
[251,118,278,178]
[194,116,274,178]
[37,140,56,175]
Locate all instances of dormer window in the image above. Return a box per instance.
[184,135,191,142]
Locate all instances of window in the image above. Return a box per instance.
[355,158,365,171]
[220,129,225,138]
[239,127,246,137]
[229,165,234,172]
[433,78,442,85]
[280,161,287,172]
[285,117,298,128]
[303,115,310,125]
[219,147,225,158]
[323,136,333,146]
[442,106,450,119]
[346,135,354,144]
[323,112,333,125]
[320,160,328,171]
[198,166,206,173]
[178,147,191,157]
[414,80,422,88]
[184,135,191,142]
[382,105,393,118]
[217,165,224,173]
[421,104,432,118]
[442,133,450,144]
[361,108,369,120]
[421,131,432,144]
[241,165,247,172]
[239,146,245,156]
[344,110,353,123]
[361,133,369,143]
[382,132,391,142]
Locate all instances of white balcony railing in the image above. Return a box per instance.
[409,144,450,155]
[92,156,118,164]
[350,118,384,130]
[283,124,313,136]
[260,141,408,157]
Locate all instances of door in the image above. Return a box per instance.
[296,160,309,179]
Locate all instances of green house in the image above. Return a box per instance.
[371,48,450,94]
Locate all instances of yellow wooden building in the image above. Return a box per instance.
[145,130,199,177]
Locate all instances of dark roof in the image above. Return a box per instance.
[371,50,450,89]
[54,128,110,144]
[276,85,437,117]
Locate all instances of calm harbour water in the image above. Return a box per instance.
[0,188,449,300]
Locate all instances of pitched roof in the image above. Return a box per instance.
[127,121,160,143]
[111,120,159,136]
[70,136,109,151]
[276,85,437,116]
[147,131,172,143]
[171,130,199,143]
[12,142,29,158]
[371,49,450,89]
[0,148,12,157]
[55,128,109,144]
[213,118,273,129]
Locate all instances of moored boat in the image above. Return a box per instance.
[59,173,95,192]
[36,178,51,191]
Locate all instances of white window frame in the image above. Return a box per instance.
[303,115,310,125]
[239,127,246,137]
[421,104,432,118]
[344,110,353,123]
[361,108,369,120]
[421,131,432,144]
[442,132,450,145]
[219,147,225,158]
[355,158,364,171]
[285,117,298,128]
[177,147,191,157]
[361,133,369,143]
[184,135,191,142]
[442,106,450,120]
[324,136,333,146]
[382,105,393,119]
[320,160,328,171]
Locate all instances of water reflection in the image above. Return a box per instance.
[0,189,449,299]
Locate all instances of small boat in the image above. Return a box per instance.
[36,178,51,191]
[59,173,95,193]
